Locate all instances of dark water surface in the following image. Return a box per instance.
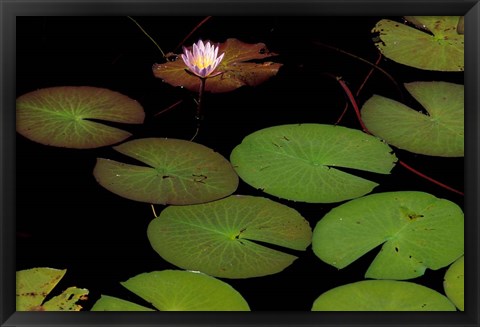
[16,16,463,311]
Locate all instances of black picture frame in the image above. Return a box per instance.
[2,0,479,326]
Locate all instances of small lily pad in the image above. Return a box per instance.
[153,38,283,93]
[91,270,250,311]
[372,17,464,71]
[443,255,464,311]
[94,138,238,205]
[16,86,145,148]
[230,124,397,203]
[147,195,312,278]
[312,191,464,280]
[361,81,464,157]
[312,280,456,311]
[16,268,88,311]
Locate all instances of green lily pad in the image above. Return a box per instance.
[91,295,155,311]
[372,17,464,71]
[444,255,464,311]
[93,138,238,205]
[92,270,250,311]
[312,280,456,311]
[312,191,464,280]
[147,195,312,278]
[153,38,283,93]
[16,86,145,148]
[16,268,88,311]
[361,81,464,157]
[230,124,397,203]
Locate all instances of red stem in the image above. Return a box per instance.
[174,16,213,52]
[356,53,383,97]
[398,161,464,196]
[331,75,464,196]
[154,99,184,117]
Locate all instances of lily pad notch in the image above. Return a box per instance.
[147,195,312,278]
[230,124,397,203]
[16,86,145,149]
[94,138,239,205]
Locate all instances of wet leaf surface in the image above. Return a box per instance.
[153,38,282,93]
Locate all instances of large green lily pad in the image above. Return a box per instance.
[16,268,88,311]
[361,81,464,157]
[443,255,464,311]
[16,86,145,148]
[153,38,282,93]
[91,270,250,311]
[94,138,238,205]
[311,280,456,311]
[147,195,312,278]
[372,17,464,71]
[312,191,464,280]
[230,124,397,203]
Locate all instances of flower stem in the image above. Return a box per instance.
[190,77,206,141]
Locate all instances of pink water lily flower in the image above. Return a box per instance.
[181,40,225,78]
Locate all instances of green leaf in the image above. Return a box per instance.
[312,280,457,311]
[93,270,250,311]
[16,86,145,149]
[94,138,238,205]
[16,268,88,311]
[230,124,397,203]
[443,255,464,311]
[153,38,282,93]
[312,191,464,280]
[361,82,464,157]
[147,195,312,278]
[91,295,155,311]
[42,286,89,311]
[372,17,464,71]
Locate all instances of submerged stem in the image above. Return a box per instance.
[190,77,207,141]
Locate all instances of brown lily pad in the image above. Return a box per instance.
[153,38,283,93]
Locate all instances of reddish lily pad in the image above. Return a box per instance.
[153,38,283,93]
[94,138,239,205]
[16,86,145,148]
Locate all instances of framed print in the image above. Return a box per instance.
[2,0,479,326]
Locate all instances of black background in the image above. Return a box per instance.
[16,16,464,311]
